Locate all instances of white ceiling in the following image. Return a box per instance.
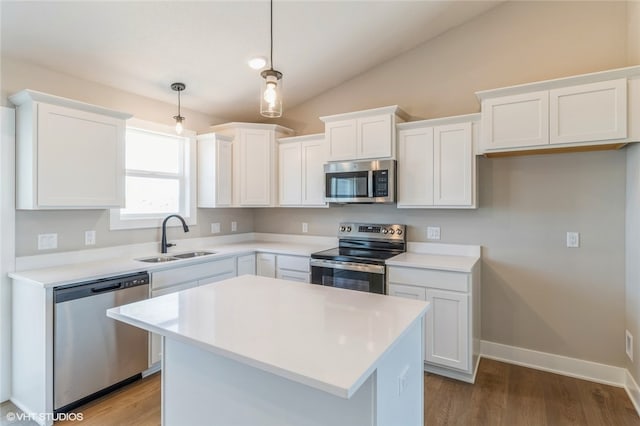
[1,1,501,122]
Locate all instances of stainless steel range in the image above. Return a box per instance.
[310,222,406,294]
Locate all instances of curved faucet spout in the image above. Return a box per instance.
[161,214,190,253]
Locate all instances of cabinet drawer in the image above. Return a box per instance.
[152,257,236,290]
[388,267,469,292]
[276,269,309,283]
[276,254,310,272]
[388,283,426,300]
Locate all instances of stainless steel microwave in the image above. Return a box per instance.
[324,160,395,204]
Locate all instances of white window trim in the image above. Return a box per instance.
[110,118,197,230]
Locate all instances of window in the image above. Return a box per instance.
[110,118,196,230]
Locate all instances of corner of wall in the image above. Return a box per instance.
[628,0,640,65]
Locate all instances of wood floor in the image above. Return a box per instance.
[50,358,639,425]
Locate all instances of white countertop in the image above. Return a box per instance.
[8,241,331,288]
[107,275,429,398]
[386,252,480,272]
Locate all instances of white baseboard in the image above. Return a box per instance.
[626,370,640,416]
[480,340,626,387]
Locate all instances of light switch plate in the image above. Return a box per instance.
[231,221,238,232]
[38,233,58,250]
[302,222,308,233]
[211,223,221,234]
[566,231,580,248]
[427,226,441,240]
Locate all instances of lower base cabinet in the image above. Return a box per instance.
[387,264,480,383]
[257,253,310,283]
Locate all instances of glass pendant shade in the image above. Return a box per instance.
[260,69,283,118]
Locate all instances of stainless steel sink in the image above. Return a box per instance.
[173,251,216,259]
[136,256,179,263]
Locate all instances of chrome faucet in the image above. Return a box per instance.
[161,214,189,253]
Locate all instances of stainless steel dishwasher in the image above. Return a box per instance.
[53,271,150,413]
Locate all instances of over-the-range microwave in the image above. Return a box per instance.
[324,159,395,204]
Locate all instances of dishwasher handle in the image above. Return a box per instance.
[54,272,149,304]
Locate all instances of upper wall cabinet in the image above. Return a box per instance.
[197,133,233,208]
[396,114,478,209]
[278,134,327,207]
[9,90,132,210]
[320,105,410,161]
[477,66,640,155]
[207,122,295,207]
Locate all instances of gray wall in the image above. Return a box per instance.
[255,151,627,366]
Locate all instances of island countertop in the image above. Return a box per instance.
[107,275,429,399]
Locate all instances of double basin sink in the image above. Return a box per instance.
[136,251,216,263]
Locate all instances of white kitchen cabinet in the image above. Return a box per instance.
[425,289,469,370]
[476,66,640,154]
[276,254,310,283]
[320,105,409,161]
[480,91,549,150]
[549,79,627,145]
[397,114,477,209]
[278,134,327,207]
[237,254,256,276]
[387,262,480,383]
[9,89,131,209]
[197,133,233,207]
[208,122,295,207]
[256,253,276,278]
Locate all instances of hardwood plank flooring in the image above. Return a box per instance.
[5,358,633,425]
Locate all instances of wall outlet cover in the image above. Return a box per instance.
[566,231,580,248]
[231,221,238,232]
[302,222,309,233]
[84,230,96,245]
[211,223,221,234]
[627,330,634,361]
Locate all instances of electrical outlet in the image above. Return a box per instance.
[627,330,634,361]
[38,233,58,250]
[302,222,308,233]
[566,231,580,248]
[426,226,441,240]
[397,365,410,396]
[211,223,221,234]
[84,230,96,245]
[231,221,237,232]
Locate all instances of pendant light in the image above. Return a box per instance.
[171,82,186,135]
[260,0,283,118]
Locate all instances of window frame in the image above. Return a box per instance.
[109,118,197,230]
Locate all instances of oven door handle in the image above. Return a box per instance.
[310,259,385,274]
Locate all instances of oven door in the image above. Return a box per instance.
[310,259,385,294]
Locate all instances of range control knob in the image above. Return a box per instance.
[382,228,389,234]
[346,226,352,232]
[389,229,395,235]
[340,226,346,232]
[396,229,403,236]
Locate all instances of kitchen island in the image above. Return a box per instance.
[107,275,429,426]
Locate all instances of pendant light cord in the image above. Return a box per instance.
[270,0,274,70]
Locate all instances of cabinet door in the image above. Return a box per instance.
[434,123,473,206]
[397,127,434,207]
[301,139,327,206]
[197,136,232,207]
[278,142,302,206]
[358,114,392,159]
[237,254,256,276]
[37,102,124,207]
[425,289,469,372]
[481,91,549,150]
[326,119,357,161]
[239,129,273,206]
[256,253,276,278]
[550,79,627,145]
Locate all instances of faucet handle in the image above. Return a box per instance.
[167,243,176,248]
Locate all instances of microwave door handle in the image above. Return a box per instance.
[368,170,374,197]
